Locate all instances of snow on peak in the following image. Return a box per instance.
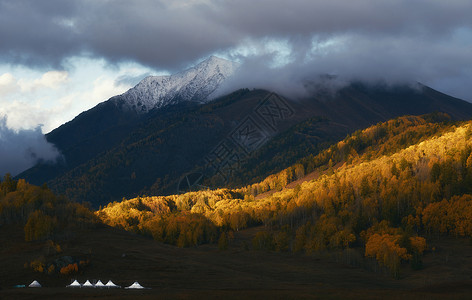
[116,56,238,113]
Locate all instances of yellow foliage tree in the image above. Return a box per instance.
[365,233,411,278]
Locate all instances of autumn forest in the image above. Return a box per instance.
[4,112,472,289]
[96,113,472,278]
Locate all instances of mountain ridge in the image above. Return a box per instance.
[112,56,238,113]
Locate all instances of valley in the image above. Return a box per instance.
[2,1,472,299]
[3,112,472,299]
[1,225,472,299]
[3,57,472,299]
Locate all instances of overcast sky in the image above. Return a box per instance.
[1,0,472,175]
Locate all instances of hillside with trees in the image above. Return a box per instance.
[0,175,97,241]
[97,114,472,277]
[19,83,472,208]
[3,114,472,299]
[0,176,98,278]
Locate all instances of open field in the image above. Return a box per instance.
[1,225,472,299]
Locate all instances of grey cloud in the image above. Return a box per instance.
[0,0,471,98]
[218,33,472,101]
[0,117,60,176]
[1,0,471,68]
[215,0,472,39]
[76,1,236,71]
[0,0,81,68]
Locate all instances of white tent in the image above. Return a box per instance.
[105,280,120,288]
[28,280,41,288]
[94,280,105,288]
[82,280,93,287]
[125,281,145,289]
[66,280,81,288]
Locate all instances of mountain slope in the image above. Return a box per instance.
[18,56,237,185]
[97,114,472,280]
[21,81,472,208]
[203,82,472,187]
[99,113,458,225]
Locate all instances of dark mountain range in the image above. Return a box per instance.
[19,79,472,208]
[19,56,237,185]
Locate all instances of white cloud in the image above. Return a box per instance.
[35,70,69,88]
[0,70,69,100]
[19,70,69,92]
[0,70,71,131]
[0,73,18,96]
[0,57,156,132]
[0,100,44,130]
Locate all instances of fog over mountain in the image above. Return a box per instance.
[0,117,60,176]
[217,38,471,101]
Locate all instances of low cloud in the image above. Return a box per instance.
[218,33,472,101]
[0,117,61,176]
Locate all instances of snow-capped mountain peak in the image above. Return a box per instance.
[115,56,238,113]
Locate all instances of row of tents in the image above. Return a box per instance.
[27,280,147,289]
[68,280,146,289]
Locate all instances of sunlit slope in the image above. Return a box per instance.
[98,115,470,237]
[97,114,472,279]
